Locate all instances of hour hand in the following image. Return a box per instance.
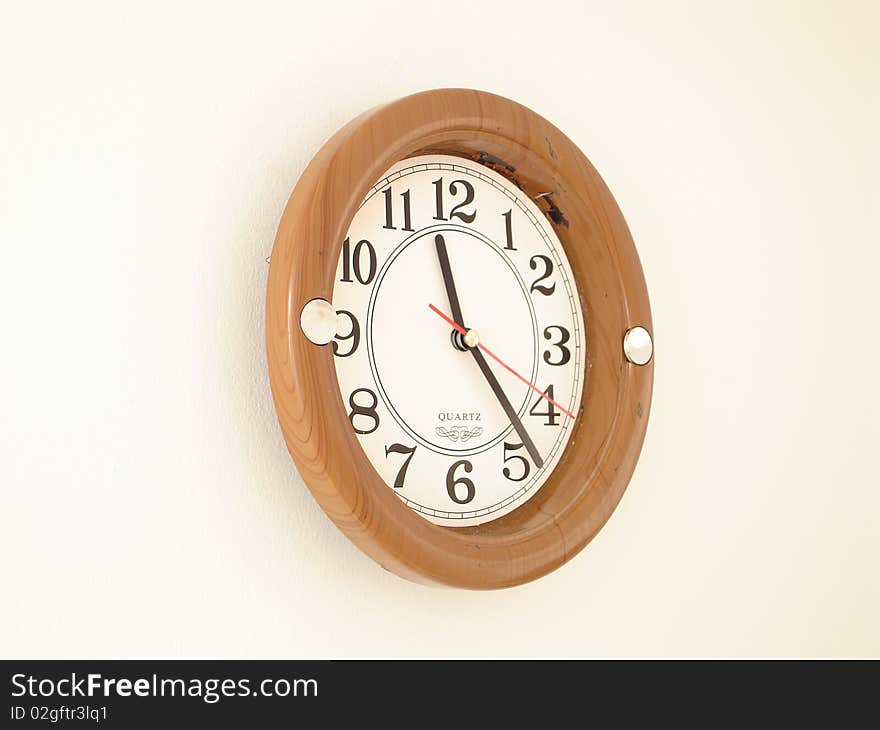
[434,234,466,328]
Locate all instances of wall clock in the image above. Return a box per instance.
[266,88,653,588]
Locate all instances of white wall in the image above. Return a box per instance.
[2,0,877,658]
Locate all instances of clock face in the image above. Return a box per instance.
[331,155,585,527]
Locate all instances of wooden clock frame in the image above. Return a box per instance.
[266,88,653,589]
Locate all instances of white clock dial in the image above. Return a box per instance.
[331,155,585,527]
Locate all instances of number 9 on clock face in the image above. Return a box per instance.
[331,155,585,527]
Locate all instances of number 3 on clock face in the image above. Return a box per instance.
[331,155,585,527]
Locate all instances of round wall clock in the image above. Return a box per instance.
[266,88,653,589]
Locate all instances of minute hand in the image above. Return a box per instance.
[470,346,544,469]
[433,235,544,469]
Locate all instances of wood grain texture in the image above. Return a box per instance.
[266,89,653,589]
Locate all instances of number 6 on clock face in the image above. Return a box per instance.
[331,155,586,527]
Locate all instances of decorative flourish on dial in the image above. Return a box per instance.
[435,425,484,442]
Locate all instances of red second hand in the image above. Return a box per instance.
[428,303,576,421]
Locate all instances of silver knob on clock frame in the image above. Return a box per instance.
[300,298,339,345]
[623,326,653,365]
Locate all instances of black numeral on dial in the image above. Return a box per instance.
[432,178,476,223]
[502,442,531,482]
[542,326,571,366]
[529,254,556,296]
[502,209,516,250]
[332,310,360,358]
[382,187,414,232]
[384,443,417,488]
[340,238,376,285]
[529,385,560,426]
[446,459,475,504]
[348,388,379,434]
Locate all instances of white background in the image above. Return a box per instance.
[1,1,877,657]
